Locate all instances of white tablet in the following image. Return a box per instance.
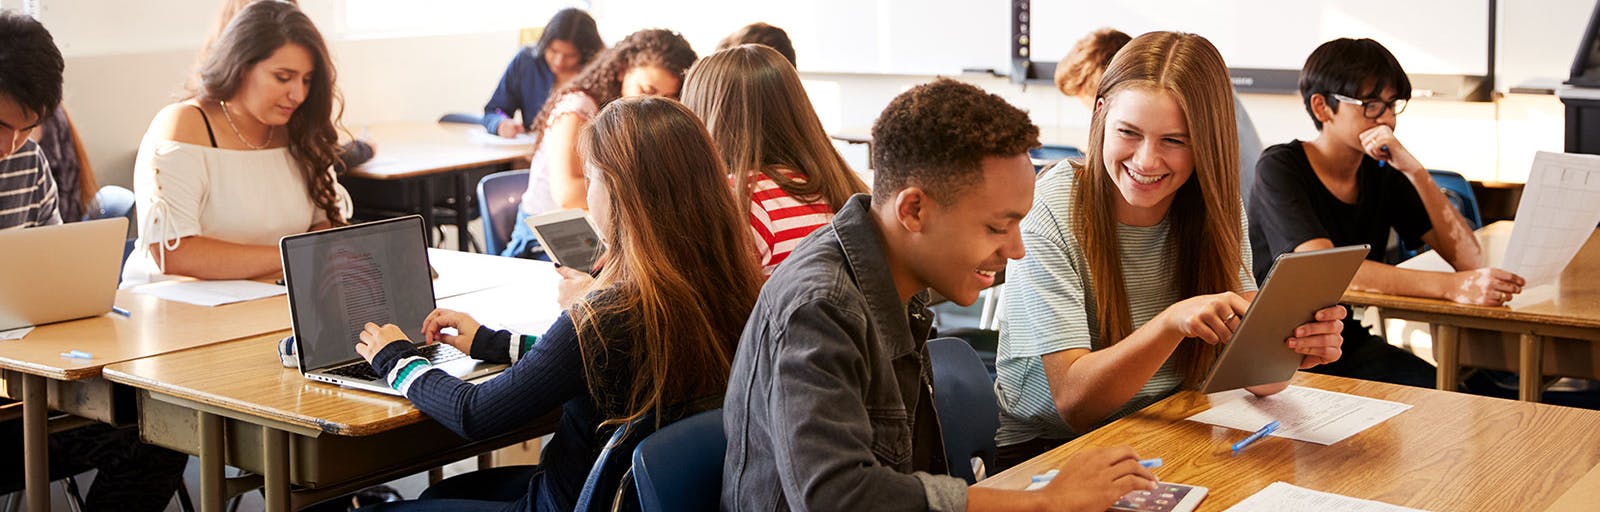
[524,209,605,273]
[1111,482,1208,512]
[1198,244,1370,393]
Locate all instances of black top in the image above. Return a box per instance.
[371,308,631,512]
[1247,140,1432,284]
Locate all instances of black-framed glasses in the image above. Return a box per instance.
[1330,93,1408,119]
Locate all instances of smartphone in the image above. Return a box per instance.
[524,209,605,273]
[1110,483,1208,512]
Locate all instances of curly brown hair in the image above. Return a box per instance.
[1055,28,1132,99]
[528,29,696,144]
[870,78,1039,203]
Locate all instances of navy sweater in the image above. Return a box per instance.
[372,312,616,512]
[480,47,558,134]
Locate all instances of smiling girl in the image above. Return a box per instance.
[993,32,1348,468]
[125,0,349,284]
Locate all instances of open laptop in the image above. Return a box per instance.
[0,218,127,331]
[281,215,507,395]
[1199,244,1370,393]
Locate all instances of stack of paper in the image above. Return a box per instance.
[131,280,286,307]
[1226,482,1426,512]
[1187,386,1412,445]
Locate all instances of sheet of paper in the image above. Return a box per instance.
[1501,151,1600,287]
[131,279,286,307]
[436,283,561,336]
[0,326,33,340]
[1225,482,1426,512]
[1186,386,1411,445]
[466,130,536,146]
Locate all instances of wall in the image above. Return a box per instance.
[20,0,1592,189]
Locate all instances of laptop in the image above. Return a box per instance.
[281,215,507,395]
[1199,244,1370,393]
[0,218,127,331]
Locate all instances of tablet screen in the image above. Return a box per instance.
[534,217,604,272]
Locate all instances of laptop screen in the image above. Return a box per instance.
[282,217,436,372]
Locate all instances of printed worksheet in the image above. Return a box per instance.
[1186,386,1412,445]
[1225,482,1427,512]
[1501,151,1600,287]
[131,279,286,307]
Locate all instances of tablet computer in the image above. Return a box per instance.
[525,209,605,273]
[1199,244,1370,393]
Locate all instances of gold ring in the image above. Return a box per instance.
[1224,313,1237,322]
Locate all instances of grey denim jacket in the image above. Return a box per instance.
[722,194,968,511]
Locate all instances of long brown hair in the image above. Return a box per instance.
[195,0,347,227]
[681,44,868,223]
[574,96,761,429]
[1071,31,1242,387]
[528,29,696,145]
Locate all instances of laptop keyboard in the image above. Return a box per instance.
[324,344,469,382]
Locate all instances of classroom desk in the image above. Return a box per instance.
[978,372,1600,511]
[0,291,290,512]
[345,122,532,251]
[1341,221,1600,401]
[99,249,560,512]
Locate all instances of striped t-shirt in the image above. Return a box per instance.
[745,169,834,275]
[994,163,1255,447]
[0,140,63,230]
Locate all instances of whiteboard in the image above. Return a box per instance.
[1030,0,1490,76]
[590,0,1011,75]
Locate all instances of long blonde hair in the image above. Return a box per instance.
[1072,31,1242,388]
[573,96,761,429]
[680,44,868,222]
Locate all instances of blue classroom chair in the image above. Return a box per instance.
[1029,144,1083,173]
[1393,170,1483,262]
[476,170,528,257]
[629,409,725,512]
[928,337,1000,484]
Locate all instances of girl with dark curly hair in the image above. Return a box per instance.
[503,28,696,259]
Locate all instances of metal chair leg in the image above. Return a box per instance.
[62,477,84,512]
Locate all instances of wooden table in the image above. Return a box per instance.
[1341,221,1600,401]
[101,250,561,511]
[345,122,532,251]
[979,372,1600,511]
[0,290,291,512]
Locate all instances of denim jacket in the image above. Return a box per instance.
[723,194,967,511]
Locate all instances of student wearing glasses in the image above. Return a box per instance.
[1248,38,1522,388]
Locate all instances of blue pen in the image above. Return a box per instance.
[1377,144,1389,168]
[111,306,131,317]
[1231,420,1280,455]
[59,350,93,359]
[1031,458,1162,486]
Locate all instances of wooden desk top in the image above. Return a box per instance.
[346,122,531,180]
[978,373,1600,511]
[103,330,423,436]
[0,290,289,380]
[1342,221,1600,330]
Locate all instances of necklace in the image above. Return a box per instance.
[218,100,273,150]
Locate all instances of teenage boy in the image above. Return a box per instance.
[722,78,1157,511]
[1248,38,1524,388]
[0,11,189,511]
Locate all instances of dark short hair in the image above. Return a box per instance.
[1298,38,1411,130]
[717,22,795,67]
[871,78,1039,203]
[0,10,64,121]
[538,8,604,65]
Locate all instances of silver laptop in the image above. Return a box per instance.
[0,218,127,331]
[281,216,507,395]
[1199,244,1370,393]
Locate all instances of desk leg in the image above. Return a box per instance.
[419,178,437,247]
[1520,334,1545,402]
[263,428,289,512]
[199,412,225,512]
[22,374,49,512]
[454,172,472,252]
[1433,324,1460,392]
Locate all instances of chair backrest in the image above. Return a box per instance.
[477,170,529,256]
[927,337,1000,484]
[1029,144,1083,173]
[630,409,725,512]
[1428,169,1483,229]
[574,419,651,512]
[88,185,138,269]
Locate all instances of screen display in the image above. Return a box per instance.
[283,218,436,371]
[534,217,604,273]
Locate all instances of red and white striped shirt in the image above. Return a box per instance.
[744,169,834,275]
